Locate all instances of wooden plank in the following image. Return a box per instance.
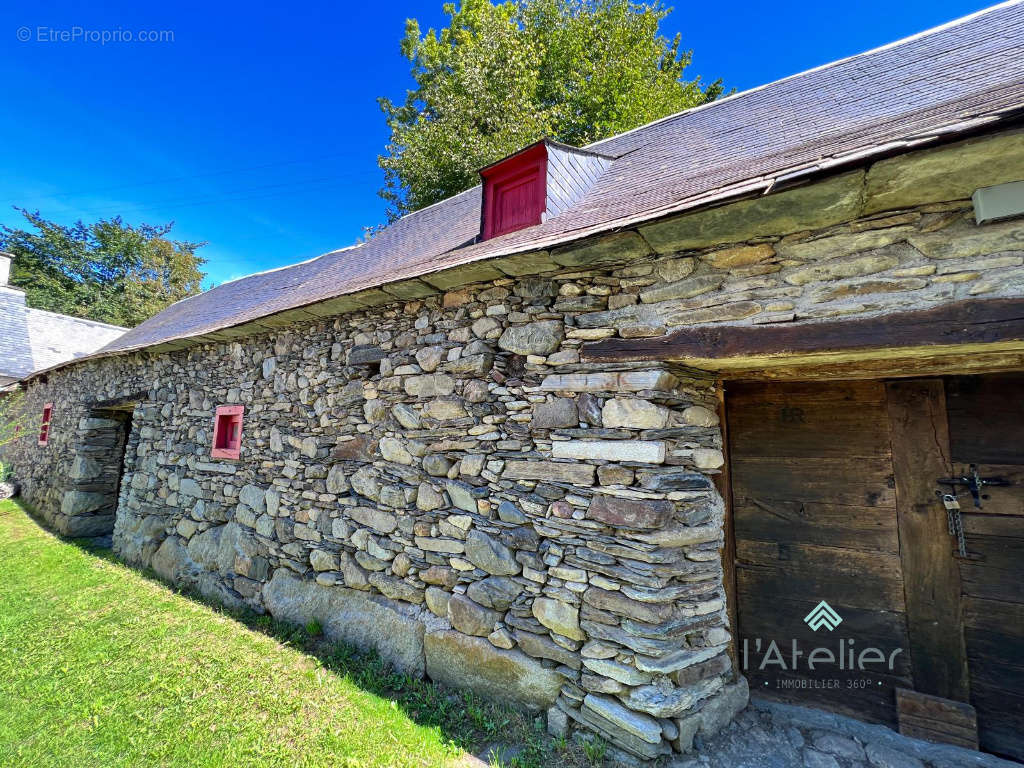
[726,380,891,458]
[737,562,906,613]
[886,379,970,702]
[896,688,979,751]
[971,687,1024,760]
[963,597,1024,635]
[734,502,899,553]
[946,373,1024,465]
[732,456,896,508]
[737,594,912,660]
[585,298,1024,363]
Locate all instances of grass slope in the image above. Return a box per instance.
[0,500,590,768]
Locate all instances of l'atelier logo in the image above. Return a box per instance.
[804,600,843,632]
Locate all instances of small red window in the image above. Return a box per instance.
[38,403,53,446]
[211,405,244,459]
[480,142,547,240]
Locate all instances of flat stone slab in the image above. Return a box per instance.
[425,630,561,711]
[552,440,666,463]
[263,570,425,677]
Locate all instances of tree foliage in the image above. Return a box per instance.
[378,0,724,218]
[1,209,206,328]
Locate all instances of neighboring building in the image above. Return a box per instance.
[0,253,126,387]
[2,4,1024,763]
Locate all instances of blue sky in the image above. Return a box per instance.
[0,0,999,286]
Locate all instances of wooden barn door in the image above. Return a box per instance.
[944,373,1024,760]
[727,375,1024,761]
[727,381,913,725]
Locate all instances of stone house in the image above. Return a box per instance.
[0,253,126,387]
[3,5,1024,763]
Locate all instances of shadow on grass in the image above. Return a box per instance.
[5,499,596,768]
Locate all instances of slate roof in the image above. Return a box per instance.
[78,1,1024,360]
[0,286,126,384]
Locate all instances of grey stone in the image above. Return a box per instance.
[552,440,666,463]
[581,657,653,686]
[448,593,500,636]
[502,460,596,485]
[178,479,203,498]
[532,398,579,429]
[602,398,670,429]
[424,586,450,617]
[582,693,663,745]
[532,597,584,641]
[263,570,424,676]
[865,742,925,768]
[812,732,866,761]
[497,321,564,356]
[347,506,397,534]
[467,576,523,610]
[325,464,348,494]
[379,437,413,465]
[238,484,266,513]
[60,490,108,517]
[392,403,421,429]
[416,482,445,511]
[425,630,561,710]
[497,501,527,524]
[465,530,520,576]
[804,749,841,768]
[404,374,455,397]
[513,629,581,669]
[423,454,453,477]
[446,480,478,513]
[623,683,698,718]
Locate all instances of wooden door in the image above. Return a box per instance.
[728,380,913,725]
[727,375,1024,761]
[945,373,1024,760]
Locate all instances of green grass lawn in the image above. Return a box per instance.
[0,500,587,768]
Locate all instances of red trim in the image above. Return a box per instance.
[480,142,547,240]
[211,405,244,459]
[38,402,53,446]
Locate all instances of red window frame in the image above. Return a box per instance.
[38,403,53,446]
[480,142,547,240]
[211,405,244,459]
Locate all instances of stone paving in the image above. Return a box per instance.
[662,698,1020,768]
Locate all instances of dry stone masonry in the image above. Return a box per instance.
[5,133,1023,762]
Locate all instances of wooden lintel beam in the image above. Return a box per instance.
[583,298,1024,364]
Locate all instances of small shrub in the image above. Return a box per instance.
[304,619,323,637]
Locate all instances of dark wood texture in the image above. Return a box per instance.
[886,380,970,703]
[729,374,1024,760]
[586,298,1024,364]
[944,373,1024,761]
[728,381,910,725]
[896,689,979,750]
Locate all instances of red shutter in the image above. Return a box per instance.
[38,403,53,446]
[211,405,244,459]
[481,143,547,240]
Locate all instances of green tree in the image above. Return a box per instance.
[378,0,723,218]
[1,209,206,327]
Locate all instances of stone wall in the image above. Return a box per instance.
[4,132,1023,761]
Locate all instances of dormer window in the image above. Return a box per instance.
[480,139,612,241]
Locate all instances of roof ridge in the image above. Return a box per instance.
[586,0,1024,151]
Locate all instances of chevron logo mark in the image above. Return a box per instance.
[804,600,843,631]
